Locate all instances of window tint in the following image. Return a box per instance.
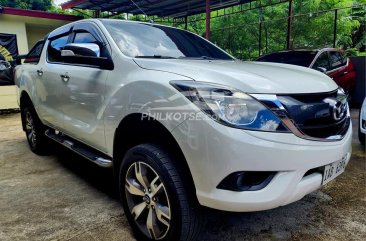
[101,20,233,60]
[25,40,44,64]
[73,32,97,44]
[47,35,69,63]
[340,52,347,65]
[329,51,346,69]
[257,51,316,67]
[313,52,330,70]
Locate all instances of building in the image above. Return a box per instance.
[0,6,81,55]
[0,7,81,109]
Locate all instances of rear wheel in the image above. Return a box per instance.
[119,144,203,241]
[21,106,50,154]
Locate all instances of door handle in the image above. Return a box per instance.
[60,74,70,83]
[37,69,43,76]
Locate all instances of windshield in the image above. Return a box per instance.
[101,20,233,60]
[256,51,317,67]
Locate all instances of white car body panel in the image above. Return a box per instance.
[134,58,338,94]
[360,98,366,134]
[14,19,352,212]
[172,112,352,211]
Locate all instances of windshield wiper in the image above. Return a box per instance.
[179,56,221,60]
[135,55,177,59]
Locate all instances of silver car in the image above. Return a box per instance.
[15,19,352,240]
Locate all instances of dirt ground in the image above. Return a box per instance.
[0,110,365,241]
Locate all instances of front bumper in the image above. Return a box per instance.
[171,113,352,212]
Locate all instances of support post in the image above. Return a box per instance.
[184,16,188,30]
[286,0,293,49]
[94,10,100,18]
[259,21,262,56]
[205,0,211,40]
[333,9,338,48]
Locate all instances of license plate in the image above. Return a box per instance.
[322,157,347,185]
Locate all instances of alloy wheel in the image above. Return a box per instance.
[25,111,37,148]
[125,161,171,240]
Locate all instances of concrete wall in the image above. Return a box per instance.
[0,20,29,55]
[26,24,55,49]
[0,14,74,109]
[0,14,73,54]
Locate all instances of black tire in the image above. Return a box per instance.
[119,144,204,241]
[359,112,365,146]
[21,105,50,155]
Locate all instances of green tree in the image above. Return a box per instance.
[0,0,52,11]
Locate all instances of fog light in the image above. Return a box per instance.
[217,171,275,191]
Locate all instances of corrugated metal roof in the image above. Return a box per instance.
[62,0,256,17]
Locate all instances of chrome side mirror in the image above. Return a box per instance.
[316,67,327,73]
[60,43,113,70]
[61,43,100,58]
[61,50,75,57]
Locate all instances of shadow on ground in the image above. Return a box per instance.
[0,111,365,241]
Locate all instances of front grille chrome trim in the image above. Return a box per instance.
[251,94,350,142]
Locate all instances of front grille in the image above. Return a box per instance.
[300,117,350,138]
[277,90,350,139]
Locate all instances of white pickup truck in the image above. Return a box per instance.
[15,19,352,241]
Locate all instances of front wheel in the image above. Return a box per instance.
[119,144,203,241]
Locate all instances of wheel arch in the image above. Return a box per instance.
[19,90,34,131]
[113,113,197,194]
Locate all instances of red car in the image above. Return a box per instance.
[256,48,356,93]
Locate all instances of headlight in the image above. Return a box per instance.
[171,81,288,132]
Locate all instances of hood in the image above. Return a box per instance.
[134,59,338,94]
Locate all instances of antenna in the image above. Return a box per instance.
[129,0,153,23]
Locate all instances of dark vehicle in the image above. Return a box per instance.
[0,54,14,86]
[0,40,45,86]
[256,48,356,93]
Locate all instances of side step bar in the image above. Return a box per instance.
[45,130,113,168]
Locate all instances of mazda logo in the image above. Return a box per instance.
[324,98,346,121]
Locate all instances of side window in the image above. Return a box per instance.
[73,32,98,44]
[339,52,348,65]
[313,52,330,70]
[329,51,345,69]
[47,35,69,63]
[24,40,45,64]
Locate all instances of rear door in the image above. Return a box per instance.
[60,23,110,151]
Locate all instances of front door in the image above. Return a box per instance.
[60,27,110,152]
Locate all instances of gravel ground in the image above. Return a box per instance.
[0,110,365,241]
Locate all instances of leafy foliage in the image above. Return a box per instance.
[0,0,52,11]
[174,0,365,59]
[1,0,364,59]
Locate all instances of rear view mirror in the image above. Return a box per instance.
[61,43,113,70]
[15,55,27,65]
[316,67,327,73]
[62,43,100,58]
